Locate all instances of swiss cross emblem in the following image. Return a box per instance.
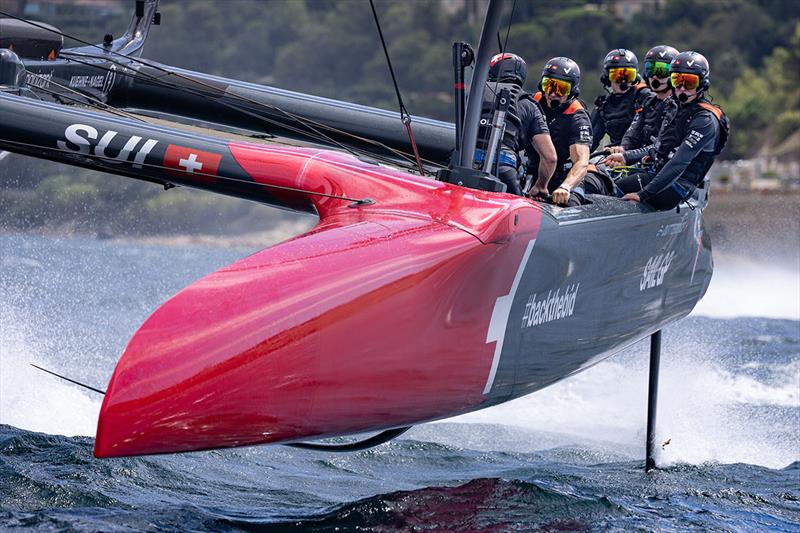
[163,145,222,184]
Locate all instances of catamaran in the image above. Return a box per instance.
[0,0,712,470]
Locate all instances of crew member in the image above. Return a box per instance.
[617,45,680,153]
[474,53,556,196]
[605,51,729,210]
[590,48,651,152]
[526,57,592,206]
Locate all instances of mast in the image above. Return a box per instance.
[458,0,504,168]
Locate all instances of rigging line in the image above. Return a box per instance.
[481,0,519,158]
[50,54,431,171]
[368,0,426,177]
[56,55,356,150]
[59,51,425,170]
[24,83,134,119]
[59,52,434,171]
[500,0,518,55]
[21,70,148,123]
[0,137,375,205]
[30,364,106,395]
[0,11,427,170]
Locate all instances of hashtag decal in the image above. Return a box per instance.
[484,239,537,395]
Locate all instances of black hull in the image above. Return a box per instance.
[19,55,456,167]
[481,198,713,405]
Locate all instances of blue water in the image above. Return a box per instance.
[1,234,798,531]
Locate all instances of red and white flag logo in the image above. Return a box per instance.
[163,144,222,184]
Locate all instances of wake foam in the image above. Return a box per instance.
[452,342,799,469]
[0,318,101,437]
[692,254,800,320]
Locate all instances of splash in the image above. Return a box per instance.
[452,339,799,469]
[448,248,800,468]
[0,314,102,437]
[692,254,800,320]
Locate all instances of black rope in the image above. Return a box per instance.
[500,0,517,55]
[480,0,519,164]
[368,0,425,176]
[286,427,411,452]
[58,52,434,172]
[21,68,148,123]
[0,136,375,205]
[30,364,106,395]
[62,51,438,171]
[368,0,409,120]
[0,9,441,172]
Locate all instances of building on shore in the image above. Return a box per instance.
[708,158,800,192]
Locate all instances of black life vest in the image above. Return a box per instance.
[476,81,523,153]
[531,92,587,188]
[640,95,676,147]
[698,101,729,155]
[653,96,728,187]
[595,82,650,146]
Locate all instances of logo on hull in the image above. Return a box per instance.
[25,71,53,89]
[57,124,158,168]
[163,144,222,183]
[656,221,687,237]
[640,251,676,291]
[521,283,580,329]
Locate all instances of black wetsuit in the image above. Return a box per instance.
[620,93,676,151]
[514,96,550,192]
[616,96,722,210]
[474,82,548,196]
[590,83,651,151]
[528,92,592,206]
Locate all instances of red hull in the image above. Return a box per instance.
[95,143,541,457]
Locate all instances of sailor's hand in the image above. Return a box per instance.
[552,186,571,205]
[603,153,626,168]
[607,146,625,154]
[622,192,641,202]
[528,185,549,199]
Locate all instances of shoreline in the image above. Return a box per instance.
[3,190,798,253]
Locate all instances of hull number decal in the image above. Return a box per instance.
[641,251,676,291]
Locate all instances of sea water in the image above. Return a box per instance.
[1,233,798,531]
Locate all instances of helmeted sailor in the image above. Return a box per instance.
[616,45,680,152]
[605,51,729,210]
[590,48,652,152]
[474,52,556,196]
[526,57,592,207]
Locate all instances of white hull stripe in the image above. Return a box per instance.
[483,238,536,394]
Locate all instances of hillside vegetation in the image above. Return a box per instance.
[1,0,797,235]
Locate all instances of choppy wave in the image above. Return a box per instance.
[1,425,798,532]
[1,234,798,531]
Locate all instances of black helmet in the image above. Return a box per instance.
[644,45,679,90]
[601,48,640,86]
[0,48,25,88]
[670,51,710,91]
[489,53,527,86]
[540,56,580,97]
[645,45,679,65]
